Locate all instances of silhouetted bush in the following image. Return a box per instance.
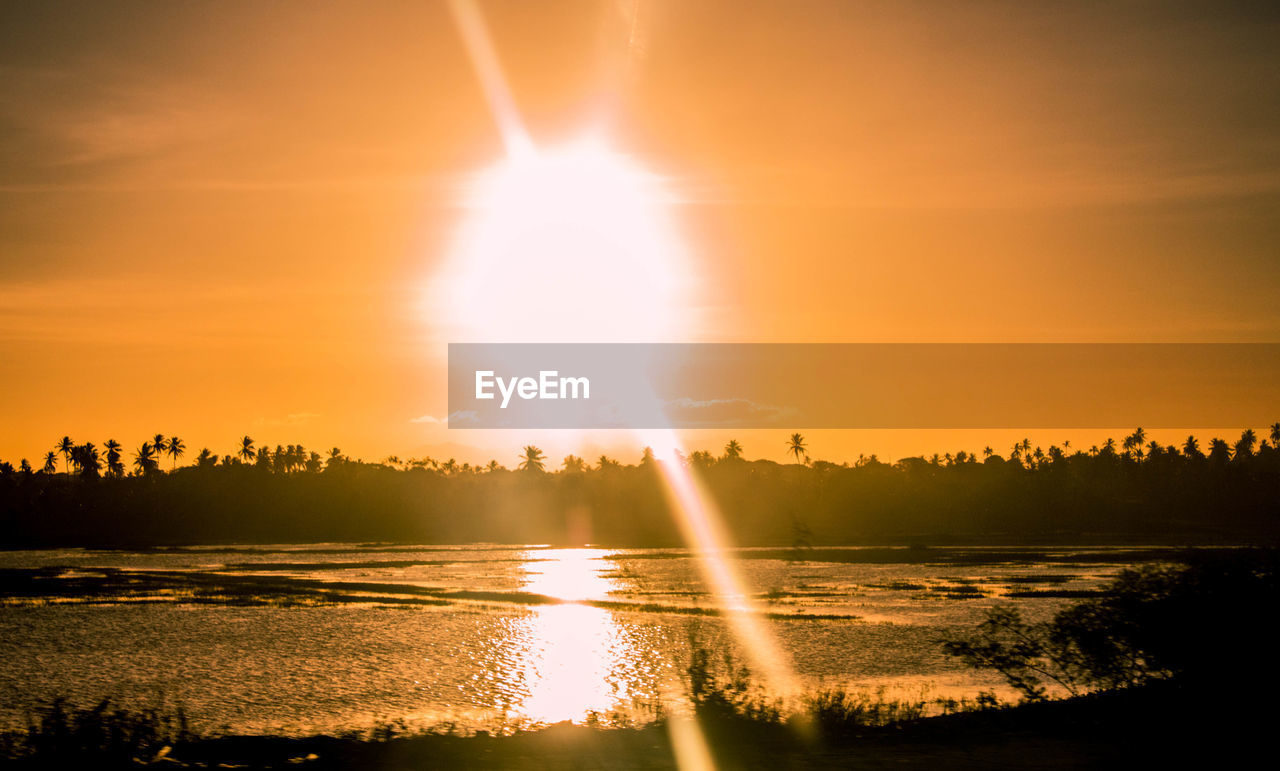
[943,550,1280,699]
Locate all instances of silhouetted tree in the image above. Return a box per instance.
[239,436,256,463]
[519,446,546,472]
[57,436,74,475]
[1208,438,1232,465]
[133,442,158,475]
[104,439,124,478]
[1234,429,1257,460]
[787,433,807,463]
[724,440,743,460]
[41,452,57,474]
[70,443,100,479]
[167,437,185,470]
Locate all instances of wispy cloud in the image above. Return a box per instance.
[661,397,796,427]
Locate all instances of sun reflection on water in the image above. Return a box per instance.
[521,548,616,602]
[503,548,637,725]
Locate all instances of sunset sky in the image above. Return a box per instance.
[2,1,1278,466]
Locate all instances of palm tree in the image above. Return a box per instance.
[57,436,74,474]
[786,433,807,463]
[723,440,743,460]
[1182,435,1202,458]
[133,442,157,475]
[42,451,58,474]
[1234,429,1257,459]
[153,434,168,463]
[1124,428,1146,459]
[1271,422,1280,449]
[104,439,124,478]
[486,459,502,473]
[562,454,586,473]
[326,447,344,470]
[518,445,546,472]
[167,437,185,469]
[71,443,101,478]
[1207,438,1232,465]
[195,448,217,468]
[239,435,256,463]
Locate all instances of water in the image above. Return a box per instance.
[0,544,1140,735]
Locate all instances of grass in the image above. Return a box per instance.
[3,656,1270,769]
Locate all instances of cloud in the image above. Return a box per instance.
[660,397,796,427]
[410,410,479,426]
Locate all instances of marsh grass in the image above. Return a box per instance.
[4,698,193,767]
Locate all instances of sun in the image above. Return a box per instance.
[432,139,696,343]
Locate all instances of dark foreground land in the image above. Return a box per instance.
[1,682,1268,770]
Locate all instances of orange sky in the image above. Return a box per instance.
[2,1,1278,466]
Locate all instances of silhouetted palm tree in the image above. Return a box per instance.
[239,436,256,463]
[133,442,157,475]
[1123,428,1146,460]
[724,440,743,460]
[519,446,546,472]
[153,434,168,463]
[104,439,124,478]
[167,437,185,469]
[562,455,586,473]
[42,452,57,474]
[195,448,217,468]
[1182,435,1202,458]
[1208,438,1232,465]
[57,436,74,474]
[1234,429,1257,459]
[787,433,807,463]
[326,448,344,470]
[71,443,101,478]
[1271,422,1280,449]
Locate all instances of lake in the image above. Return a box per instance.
[0,544,1158,735]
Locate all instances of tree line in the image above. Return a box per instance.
[1,426,1278,547]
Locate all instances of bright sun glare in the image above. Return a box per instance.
[434,140,694,343]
